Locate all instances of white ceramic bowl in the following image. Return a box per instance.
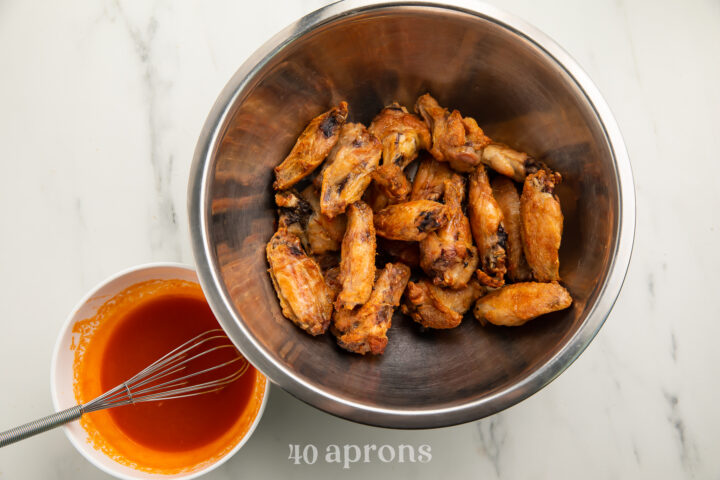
[50,263,269,480]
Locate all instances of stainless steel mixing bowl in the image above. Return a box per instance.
[188,0,635,428]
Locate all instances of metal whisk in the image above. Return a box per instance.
[0,329,249,448]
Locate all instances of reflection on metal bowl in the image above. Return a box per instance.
[188,0,635,428]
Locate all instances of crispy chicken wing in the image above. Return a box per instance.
[336,202,376,310]
[332,262,411,355]
[300,186,347,254]
[402,278,485,329]
[520,170,563,282]
[319,123,381,218]
[473,281,571,326]
[274,102,349,190]
[481,143,540,183]
[468,166,507,287]
[275,190,312,252]
[410,155,454,201]
[491,177,533,282]
[266,228,333,335]
[368,102,431,205]
[415,93,491,172]
[419,175,479,288]
[374,200,449,241]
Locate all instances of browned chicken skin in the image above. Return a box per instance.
[415,93,490,172]
[319,123,381,218]
[300,186,347,254]
[274,102,349,190]
[336,202,376,310]
[473,281,571,326]
[368,103,431,206]
[481,143,539,183]
[402,278,485,329]
[520,170,563,282]
[374,200,449,242]
[491,177,533,282]
[275,190,312,252]
[419,175,479,289]
[266,228,333,335]
[332,262,411,354]
[410,155,454,201]
[468,166,507,287]
[323,265,342,303]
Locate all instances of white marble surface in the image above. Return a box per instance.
[1,0,719,478]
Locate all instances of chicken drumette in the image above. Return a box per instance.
[374,200,449,242]
[474,281,571,326]
[366,102,431,208]
[402,278,485,329]
[468,166,507,287]
[520,170,563,282]
[419,175,478,289]
[491,176,533,282]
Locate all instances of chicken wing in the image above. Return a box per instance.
[266,228,333,335]
[419,175,479,288]
[402,278,485,329]
[481,143,540,183]
[415,93,490,172]
[520,170,563,282]
[491,176,533,282]
[336,202,376,310]
[468,166,507,287]
[332,262,411,355]
[300,185,347,254]
[410,155,454,201]
[275,190,312,252]
[473,281,571,326]
[319,123,381,218]
[374,200,449,241]
[274,102,349,190]
[368,102,431,205]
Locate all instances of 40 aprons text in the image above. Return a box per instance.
[288,443,432,468]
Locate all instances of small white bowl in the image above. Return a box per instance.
[50,262,269,480]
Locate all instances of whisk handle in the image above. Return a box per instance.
[0,405,84,448]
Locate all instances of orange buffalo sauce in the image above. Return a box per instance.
[72,279,266,475]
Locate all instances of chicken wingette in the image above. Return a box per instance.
[336,202,376,310]
[332,262,411,355]
[319,122,381,218]
[266,228,333,335]
[274,102,349,190]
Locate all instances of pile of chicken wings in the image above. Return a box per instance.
[266,94,572,355]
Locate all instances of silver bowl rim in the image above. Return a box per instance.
[188,0,636,429]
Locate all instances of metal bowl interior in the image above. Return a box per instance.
[189,1,634,428]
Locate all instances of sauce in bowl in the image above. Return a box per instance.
[72,279,266,474]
